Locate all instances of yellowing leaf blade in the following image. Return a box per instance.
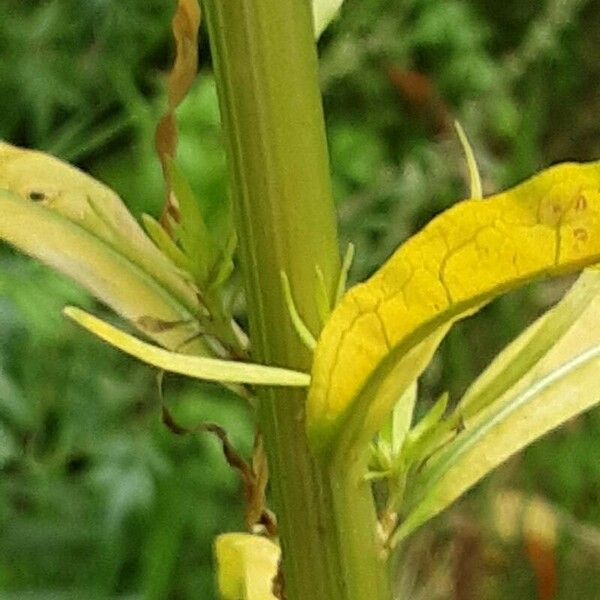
[64,307,310,387]
[215,533,280,600]
[0,143,200,316]
[0,188,207,355]
[308,162,600,455]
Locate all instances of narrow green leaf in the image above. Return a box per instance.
[208,229,237,291]
[281,272,317,351]
[64,306,311,387]
[314,264,332,325]
[141,213,193,274]
[402,392,449,463]
[379,382,418,456]
[169,161,214,284]
[454,121,482,200]
[335,242,355,305]
[394,343,600,545]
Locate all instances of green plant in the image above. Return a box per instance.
[1,1,599,599]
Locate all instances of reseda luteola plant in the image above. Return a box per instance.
[0,1,599,598]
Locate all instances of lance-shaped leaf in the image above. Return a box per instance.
[393,276,600,543]
[307,161,600,456]
[0,143,200,314]
[0,145,209,355]
[64,307,310,387]
[215,533,280,600]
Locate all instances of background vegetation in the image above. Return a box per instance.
[0,0,598,597]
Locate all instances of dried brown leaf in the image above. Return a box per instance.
[155,0,201,229]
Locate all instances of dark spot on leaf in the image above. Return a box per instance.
[574,228,588,242]
[136,315,192,332]
[27,190,46,202]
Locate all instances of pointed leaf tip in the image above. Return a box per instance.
[64,306,311,387]
[312,0,345,37]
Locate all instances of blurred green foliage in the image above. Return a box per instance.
[0,0,599,598]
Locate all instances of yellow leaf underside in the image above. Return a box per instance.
[215,533,280,600]
[308,162,600,442]
[0,189,208,356]
[63,306,311,387]
[0,142,199,315]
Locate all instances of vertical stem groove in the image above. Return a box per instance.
[202,1,391,598]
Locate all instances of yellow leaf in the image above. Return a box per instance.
[0,142,200,316]
[64,307,310,387]
[307,162,600,454]
[215,533,280,600]
[0,146,209,356]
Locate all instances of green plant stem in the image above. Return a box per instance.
[202,0,391,598]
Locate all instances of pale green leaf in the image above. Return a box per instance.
[457,268,600,421]
[335,243,355,305]
[281,271,317,351]
[314,265,332,326]
[141,213,193,275]
[402,392,449,462]
[379,382,418,456]
[209,228,237,291]
[394,342,600,545]
[454,121,482,200]
[394,268,600,472]
[393,272,600,543]
[169,160,215,285]
[64,306,310,387]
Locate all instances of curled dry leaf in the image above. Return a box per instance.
[155,0,202,227]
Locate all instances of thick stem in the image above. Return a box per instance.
[202,0,391,598]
